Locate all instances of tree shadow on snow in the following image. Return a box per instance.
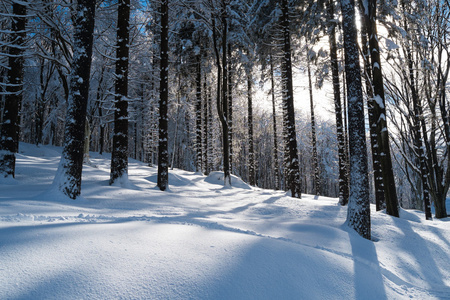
[347,228,388,300]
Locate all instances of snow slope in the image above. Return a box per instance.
[0,143,449,300]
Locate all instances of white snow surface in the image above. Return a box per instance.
[1,143,449,300]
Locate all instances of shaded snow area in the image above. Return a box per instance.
[1,143,450,300]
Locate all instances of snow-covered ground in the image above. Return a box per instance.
[1,143,449,300]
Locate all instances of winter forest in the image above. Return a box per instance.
[1,0,450,240]
[1,0,450,298]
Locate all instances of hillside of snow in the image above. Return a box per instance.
[1,143,449,299]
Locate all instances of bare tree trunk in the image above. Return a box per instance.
[0,1,27,178]
[202,74,209,175]
[280,0,301,198]
[157,0,169,191]
[307,56,320,196]
[227,44,233,174]
[54,0,95,198]
[327,0,348,205]
[212,2,231,186]
[367,0,399,216]
[247,63,255,186]
[270,53,280,190]
[110,0,131,184]
[196,55,203,173]
[357,1,385,211]
[340,0,371,239]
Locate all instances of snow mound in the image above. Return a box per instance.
[204,171,252,189]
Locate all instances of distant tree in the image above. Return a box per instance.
[269,53,281,190]
[307,51,320,196]
[340,0,371,239]
[157,0,169,191]
[247,53,255,186]
[54,0,96,199]
[0,1,27,178]
[110,0,131,185]
[196,54,202,173]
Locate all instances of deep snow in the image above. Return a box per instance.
[0,143,449,300]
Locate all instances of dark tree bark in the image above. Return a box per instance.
[340,0,371,239]
[280,0,301,198]
[0,1,27,178]
[365,0,399,216]
[357,1,385,211]
[94,65,107,155]
[207,85,213,174]
[307,56,320,196]
[54,0,95,199]
[247,65,255,186]
[110,0,131,185]
[327,0,348,205]
[202,74,209,175]
[157,0,169,191]
[227,43,233,174]
[221,5,231,186]
[212,3,231,186]
[270,53,280,190]
[195,55,203,173]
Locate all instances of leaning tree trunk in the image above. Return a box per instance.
[157,0,169,191]
[110,0,131,185]
[327,0,348,205]
[280,0,301,198]
[0,1,27,178]
[54,0,95,198]
[340,0,371,239]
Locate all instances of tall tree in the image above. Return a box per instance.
[340,0,371,239]
[212,0,231,186]
[247,56,255,186]
[307,52,320,196]
[357,1,385,211]
[227,43,233,174]
[280,0,301,198]
[202,74,210,175]
[195,54,203,173]
[326,0,348,205]
[0,1,27,178]
[158,0,169,191]
[363,0,399,217]
[54,0,96,198]
[400,0,433,219]
[269,52,281,190]
[110,0,131,185]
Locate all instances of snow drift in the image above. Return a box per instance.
[0,143,449,299]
